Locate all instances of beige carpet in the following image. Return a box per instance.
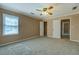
[0,37,79,55]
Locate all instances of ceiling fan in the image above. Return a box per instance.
[36,6,53,16]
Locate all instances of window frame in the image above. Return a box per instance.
[3,14,19,36]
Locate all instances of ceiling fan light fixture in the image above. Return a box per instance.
[42,11,53,15]
[36,6,53,16]
[43,8,47,11]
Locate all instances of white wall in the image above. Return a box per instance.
[40,21,44,36]
[53,20,61,38]
[47,19,53,37]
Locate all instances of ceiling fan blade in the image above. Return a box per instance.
[48,12,53,15]
[36,9,42,11]
[48,6,53,10]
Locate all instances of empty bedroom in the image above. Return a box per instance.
[0,3,79,55]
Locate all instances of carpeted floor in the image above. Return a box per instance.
[0,37,79,55]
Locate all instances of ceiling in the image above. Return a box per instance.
[0,3,79,20]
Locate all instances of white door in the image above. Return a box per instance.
[53,20,61,38]
[40,21,44,36]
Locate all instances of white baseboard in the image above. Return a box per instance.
[70,39,79,43]
[0,35,39,46]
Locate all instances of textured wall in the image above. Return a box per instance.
[0,8,40,44]
[40,21,44,36]
[70,14,79,42]
[47,13,79,42]
[53,19,61,38]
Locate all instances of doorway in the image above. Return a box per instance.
[61,19,70,39]
[44,22,47,36]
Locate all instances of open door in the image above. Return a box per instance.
[61,19,70,39]
[40,21,44,36]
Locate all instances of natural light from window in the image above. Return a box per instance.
[3,14,19,35]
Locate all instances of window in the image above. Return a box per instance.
[3,14,19,35]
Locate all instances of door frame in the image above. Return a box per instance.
[61,19,70,39]
[44,22,47,36]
